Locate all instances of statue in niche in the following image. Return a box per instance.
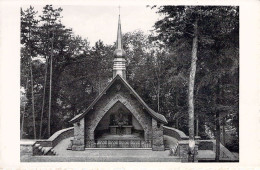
[109,110,132,126]
[116,108,127,126]
[109,109,133,135]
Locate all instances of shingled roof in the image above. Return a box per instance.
[70,75,168,124]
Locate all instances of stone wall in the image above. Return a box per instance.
[71,79,166,151]
[198,140,214,150]
[197,140,238,161]
[152,118,165,151]
[96,102,143,131]
[84,81,153,141]
[178,140,199,162]
[20,144,33,156]
[132,115,143,130]
[34,127,74,148]
[72,118,85,151]
[163,126,189,140]
[49,127,74,147]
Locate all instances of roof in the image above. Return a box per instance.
[69,75,168,124]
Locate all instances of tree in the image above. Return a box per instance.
[123,30,166,112]
[58,39,111,122]
[152,6,239,161]
[21,6,39,139]
[90,40,114,93]
[21,5,92,139]
[123,30,189,132]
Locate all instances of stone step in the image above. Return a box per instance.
[23,156,182,162]
[42,147,52,155]
[34,143,40,148]
[33,144,43,155]
[38,146,43,150]
[45,148,56,155]
[33,143,56,156]
[168,142,179,156]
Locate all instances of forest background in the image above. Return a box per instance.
[20,5,239,153]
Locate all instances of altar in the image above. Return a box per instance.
[109,125,133,135]
[109,108,133,135]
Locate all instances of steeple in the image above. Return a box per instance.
[113,15,126,58]
[113,10,126,80]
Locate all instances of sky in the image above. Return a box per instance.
[25,5,161,46]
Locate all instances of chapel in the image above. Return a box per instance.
[21,11,238,163]
[69,14,167,151]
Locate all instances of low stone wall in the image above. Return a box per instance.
[197,140,238,161]
[163,126,189,140]
[198,140,214,150]
[178,140,199,162]
[34,140,52,147]
[20,140,36,156]
[51,127,74,147]
[21,144,33,154]
[35,127,74,148]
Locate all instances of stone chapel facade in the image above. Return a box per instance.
[69,15,167,151]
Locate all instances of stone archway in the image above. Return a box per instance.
[85,94,151,140]
[94,101,144,139]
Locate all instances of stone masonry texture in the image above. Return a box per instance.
[72,79,164,150]
[152,118,165,151]
[72,118,85,151]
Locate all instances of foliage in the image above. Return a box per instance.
[152,6,239,151]
[20,5,239,153]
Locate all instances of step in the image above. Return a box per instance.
[43,147,52,155]
[22,156,182,162]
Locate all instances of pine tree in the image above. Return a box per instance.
[21,6,39,139]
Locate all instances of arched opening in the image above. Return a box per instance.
[94,101,144,140]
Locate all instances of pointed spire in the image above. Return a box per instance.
[113,7,126,80]
[116,15,122,50]
[114,11,126,58]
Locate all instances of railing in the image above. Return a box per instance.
[85,140,152,148]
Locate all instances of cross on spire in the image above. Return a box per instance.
[118,5,120,15]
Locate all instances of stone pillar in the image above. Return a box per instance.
[72,118,85,151]
[152,118,165,151]
[178,140,199,162]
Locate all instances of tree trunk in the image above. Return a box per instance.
[98,73,101,94]
[175,93,179,129]
[196,116,199,137]
[48,35,54,138]
[44,58,67,137]
[215,83,221,162]
[39,56,48,139]
[176,118,179,129]
[188,18,198,162]
[27,26,36,139]
[222,119,226,146]
[30,58,37,139]
[21,76,29,139]
[71,103,77,117]
[157,81,160,112]
[215,109,220,162]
